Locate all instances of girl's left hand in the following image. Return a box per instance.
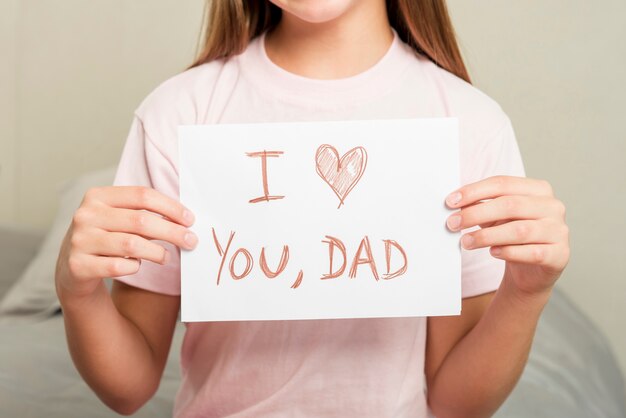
[445,176,570,298]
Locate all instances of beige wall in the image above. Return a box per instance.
[0,0,18,222]
[1,0,205,228]
[2,0,625,372]
[448,0,626,374]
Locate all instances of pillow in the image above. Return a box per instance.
[0,225,45,299]
[0,166,116,322]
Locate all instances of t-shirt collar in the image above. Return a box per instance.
[238,27,411,107]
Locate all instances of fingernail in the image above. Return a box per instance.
[461,234,474,249]
[162,250,170,264]
[184,232,198,249]
[447,215,462,231]
[446,192,462,207]
[183,209,195,224]
[491,247,502,256]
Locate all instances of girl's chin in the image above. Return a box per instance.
[269,0,359,24]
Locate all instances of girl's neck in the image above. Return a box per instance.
[264,1,393,80]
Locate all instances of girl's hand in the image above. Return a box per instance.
[445,176,570,298]
[55,186,197,299]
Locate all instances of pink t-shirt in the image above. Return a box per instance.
[113,28,525,417]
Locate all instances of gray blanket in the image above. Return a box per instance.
[0,288,624,417]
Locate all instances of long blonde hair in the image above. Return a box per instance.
[189,0,470,83]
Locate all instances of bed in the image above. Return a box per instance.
[1,168,624,417]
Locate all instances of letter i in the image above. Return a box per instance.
[246,150,285,203]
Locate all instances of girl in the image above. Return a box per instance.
[55,0,570,417]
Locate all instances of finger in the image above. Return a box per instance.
[68,253,140,281]
[83,186,194,227]
[490,243,569,271]
[446,195,564,231]
[96,206,197,250]
[450,200,495,229]
[478,219,508,229]
[82,230,170,265]
[446,176,554,209]
[461,219,567,250]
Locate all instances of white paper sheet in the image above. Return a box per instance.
[179,118,460,322]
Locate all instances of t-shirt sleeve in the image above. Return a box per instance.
[110,114,181,296]
[460,115,526,298]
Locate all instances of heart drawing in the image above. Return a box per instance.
[315,144,368,208]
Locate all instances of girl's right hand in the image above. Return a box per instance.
[55,186,197,300]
